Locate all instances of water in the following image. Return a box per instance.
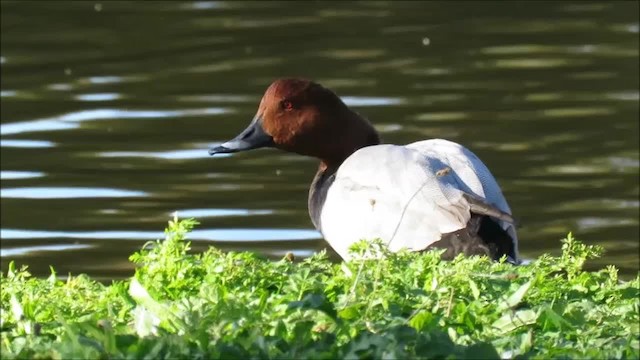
[1,1,638,281]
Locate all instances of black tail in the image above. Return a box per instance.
[427,215,516,262]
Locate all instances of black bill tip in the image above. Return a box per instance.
[209,145,232,155]
[208,114,273,157]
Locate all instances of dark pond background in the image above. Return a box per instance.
[1,1,638,281]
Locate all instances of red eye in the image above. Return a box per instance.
[282,100,293,111]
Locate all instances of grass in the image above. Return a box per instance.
[1,217,638,359]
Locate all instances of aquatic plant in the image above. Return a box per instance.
[1,218,638,359]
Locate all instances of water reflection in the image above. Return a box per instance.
[85,76,131,84]
[0,108,231,136]
[177,94,255,103]
[47,83,74,91]
[489,58,590,69]
[1,187,147,199]
[176,208,274,218]
[1,244,93,257]
[341,96,404,107]
[0,171,45,180]
[576,217,638,232]
[0,139,55,148]
[0,0,637,279]
[184,1,225,11]
[100,148,217,160]
[1,228,320,242]
[74,93,121,101]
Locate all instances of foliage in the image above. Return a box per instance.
[1,219,638,359]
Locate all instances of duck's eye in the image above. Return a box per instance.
[282,100,294,111]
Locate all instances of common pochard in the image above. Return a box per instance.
[210,78,519,263]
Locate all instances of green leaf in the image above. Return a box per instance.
[463,342,500,359]
[492,309,538,334]
[409,310,433,331]
[541,305,574,330]
[7,261,16,278]
[338,305,360,320]
[0,220,636,360]
[520,330,533,354]
[288,293,338,321]
[468,279,480,300]
[498,280,532,311]
[128,277,186,333]
[10,295,23,321]
[47,266,57,284]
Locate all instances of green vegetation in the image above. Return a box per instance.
[1,218,638,359]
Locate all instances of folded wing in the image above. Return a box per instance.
[320,140,518,261]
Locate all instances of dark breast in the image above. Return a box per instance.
[307,169,337,232]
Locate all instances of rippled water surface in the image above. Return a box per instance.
[1,1,638,280]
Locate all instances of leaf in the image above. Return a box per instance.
[463,342,500,359]
[448,327,458,341]
[520,330,533,354]
[2,219,637,359]
[10,295,23,321]
[57,314,82,349]
[468,279,480,300]
[47,266,57,284]
[492,309,538,334]
[132,305,160,337]
[339,306,359,320]
[128,277,186,333]
[288,293,338,321]
[498,280,532,311]
[409,311,433,331]
[541,305,574,330]
[341,263,353,278]
[7,261,16,279]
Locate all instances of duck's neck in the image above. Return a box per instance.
[319,110,381,169]
[308,111,380,231]
[308,164,338,232]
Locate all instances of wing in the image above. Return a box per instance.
[320,143,517,261]
[407,139,519,254]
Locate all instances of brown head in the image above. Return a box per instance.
[209,78,380,168]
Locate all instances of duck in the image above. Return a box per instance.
[209,78,519,263]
